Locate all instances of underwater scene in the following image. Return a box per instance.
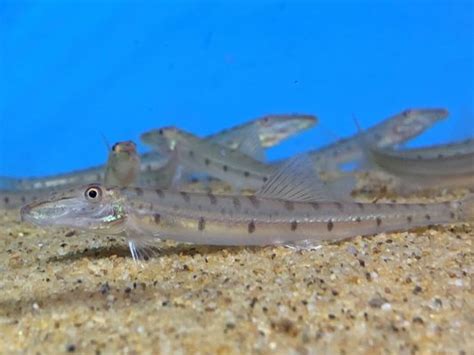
[0,1,473,353]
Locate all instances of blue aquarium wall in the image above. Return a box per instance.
[0,0,472,176]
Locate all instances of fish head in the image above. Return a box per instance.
[140,127,176,153]
[21,184,127,233]
[256,114,317,147]
[111,140,137,154]
[379,108,449,146]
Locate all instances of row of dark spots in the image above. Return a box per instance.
[232,197,241,210]
[207,193,217,205]
[3,195,28,205]
[202,154,263,180]
[180,191,190,203]
[248,196,260,208]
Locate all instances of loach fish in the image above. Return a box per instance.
[141,113,318,152]
[365,138,474,190]
[104,141,141,187]
[306,108,449,171]
[0,141,142,209]
[20,157,474,260]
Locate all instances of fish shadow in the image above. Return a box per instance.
[46,242,256,263]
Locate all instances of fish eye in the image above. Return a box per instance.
[85,186,102,202]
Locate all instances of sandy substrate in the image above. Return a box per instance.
[0,181,473,354]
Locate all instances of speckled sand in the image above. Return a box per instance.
[0,181,473,354]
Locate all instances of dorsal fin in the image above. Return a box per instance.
[256,155,335,202]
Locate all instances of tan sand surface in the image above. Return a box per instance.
[0,182,472,354]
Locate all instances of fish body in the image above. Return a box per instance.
[20,183,474,254]
[140,114,317,151]
[0,166,105,191]
[307,108,448,171]
[154,127,273,190]
[366,138,474,190]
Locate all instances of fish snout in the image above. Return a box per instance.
[20,201,41,222]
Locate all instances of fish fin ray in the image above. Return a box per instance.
[257,155,335,202]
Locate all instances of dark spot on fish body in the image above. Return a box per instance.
[21,196,26,204]
[327,220,334,231]
[155,189,164,198]
[248,196,260,208]
[232,197,241,210]
[204,158,210,166]
[425,214,431,221]
[208,193,217,205]
[244,171,250,177]
[284,201,294,211]
[407,216,413,223]
[198,217,206,231]
[223,165,228,172]
[180,191,190,203]
[376,217,382,227]
[135,187,144,196]
[450,212,455,219]
[154,214,161,224]
[290,220,298,231]
[248,220,256,233]
[262,176,268,182]
[310,202,320,210]
[356,203,365,210]
[356,217,362,223]
[188,150,194,157]
[3,197,9,205]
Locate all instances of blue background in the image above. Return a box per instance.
[0,0,473,177]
